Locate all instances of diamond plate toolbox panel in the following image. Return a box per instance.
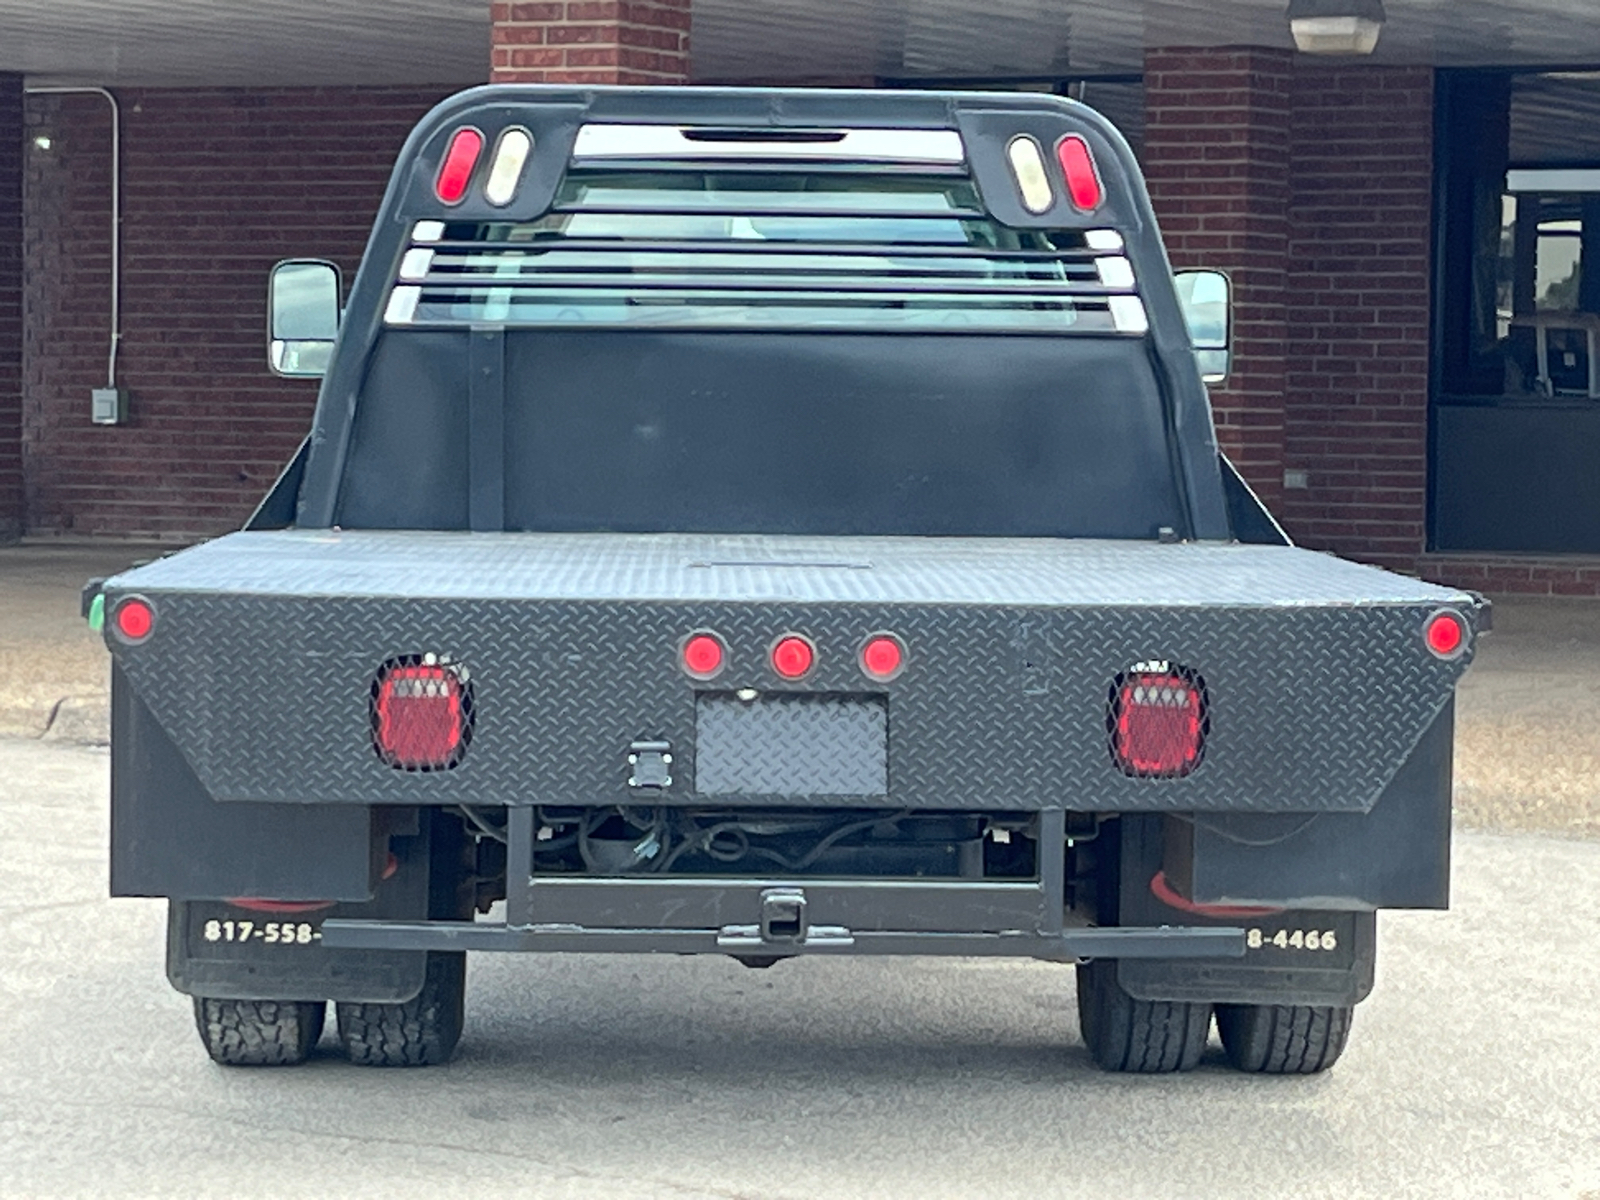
[696,694,887,796]
[106,531,1478,814]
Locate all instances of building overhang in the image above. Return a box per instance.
[6,0,1600,90]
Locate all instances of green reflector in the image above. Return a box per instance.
[88,592,105,632]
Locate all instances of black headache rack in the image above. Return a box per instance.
[295,85,1232,543]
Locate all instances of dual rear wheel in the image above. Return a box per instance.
[193,951,466,1068]
[1075,959,1352,1075]
[193,952,1347,1073]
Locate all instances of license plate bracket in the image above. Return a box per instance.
[694,693,888,797]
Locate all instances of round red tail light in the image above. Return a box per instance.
[681,632,726,679]
[771,635,815,680]
[112,596,155,642]
[1424,610,1467,658]
[860,634,906,681]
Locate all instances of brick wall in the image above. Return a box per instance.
[1144,51,1434,573]
[0,74,21,540]
[1420,554,1600,598]
[23,86,452,540]
[491,1,690,85]
[1144,49,1292,515]
[1281,65,1434,573]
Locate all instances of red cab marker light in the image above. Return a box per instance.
[1056,134,1103,211]
[111,596,155,643]
[1424,610,1467,658]
[681,632,726,680]
[771,635,815,680]
[860,634,907,681]
[435,127,484,204]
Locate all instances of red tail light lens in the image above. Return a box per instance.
[1056,135,1103,211]
[1109,667,1207,778]
[1424,610,1467,658]
[860,634,906,681]
[771,635,815,680]
[371,658,473,771]
[435,127,484,204]
[111,596,155,643]
[681,632,726,679]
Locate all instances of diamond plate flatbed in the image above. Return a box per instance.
[110,529,1466,608]
[105,530,1477,816]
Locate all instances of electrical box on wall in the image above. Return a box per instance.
[90,387,128,425]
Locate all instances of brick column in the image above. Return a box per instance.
[1282,65,1433,572]
[0,74,22,540]
[1143,48,1292,514]
[491,1,691,85]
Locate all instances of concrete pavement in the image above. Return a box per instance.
[0,543,166,742]
[0,735,1597,1199]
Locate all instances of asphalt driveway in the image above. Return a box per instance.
[1,736,1596,1200]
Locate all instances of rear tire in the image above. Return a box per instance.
[1075,958,1211,1073]
[192,997,325,1066]
[1215,1003,1352,1074]
[336,951,465,1067]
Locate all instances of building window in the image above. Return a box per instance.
[1432,70,1600,553]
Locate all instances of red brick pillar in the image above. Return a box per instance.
[0,74,22,540]
[491,1,691,85]
[1143,48,1292,514]
[1281,65,1433,572]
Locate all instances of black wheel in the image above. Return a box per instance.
[1075,958,1211,1073]
[1215,1003,1352,1074]
[336,951,465,1067]
[192,997,326,1066]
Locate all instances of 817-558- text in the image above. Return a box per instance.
[202,919,320,945]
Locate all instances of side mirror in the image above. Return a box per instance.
[268,259,341,378]
[1174,269,1232,384]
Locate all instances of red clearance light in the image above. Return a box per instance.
[771,635,815,680]
[1056,135,1103,211]
[860,634,906,681]
[681,632,726,679]
[435,127,484,204]
[371,659,472,771]
[112,596,155,643]
[1110,668,1207,778]
[1424,610,1467,658]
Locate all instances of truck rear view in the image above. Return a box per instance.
[98,85,1482,1074]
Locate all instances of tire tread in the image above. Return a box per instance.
[192,997,325,1067]
[1076,959,1210,1074]
[335,952,465,1067]
[1216,1002,1352,1074]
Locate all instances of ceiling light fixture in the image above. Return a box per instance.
[1287,0,1386,55]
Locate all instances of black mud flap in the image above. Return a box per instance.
[167,809,468,1004]
[1109,813,1377,1008]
